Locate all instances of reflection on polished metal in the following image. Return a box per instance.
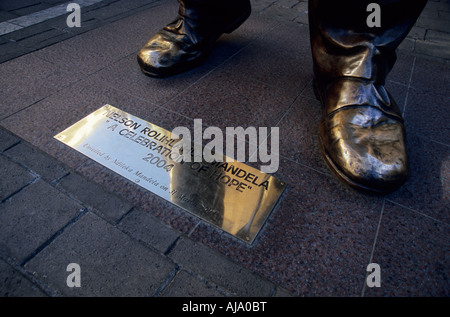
[54,105,286,243]
[315,78,408,194]
[137,0,251,77]
[309,0,427,194]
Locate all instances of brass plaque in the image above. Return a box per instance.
[54,105,286,243]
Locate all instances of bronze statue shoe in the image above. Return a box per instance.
[137,0,251,77]
[315,78,409,194]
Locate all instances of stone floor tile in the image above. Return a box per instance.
[169,238,276,297]
[0,179,82,263]
[0,53,82,120]
[24,211,177,296]
[364,201,450,296]
[404,89,450,146]
[0,154,36,201]
[118,208,180,254]
[56,172,133,222]
[0,127,20,152]
[387,133,450,224]
[0,259,46,297]
[163,68,298,131]
[159,269,225,297]
[410,57,450,97]
[5,142,68,183]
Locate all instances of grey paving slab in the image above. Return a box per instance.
[162,66,299,131]
[0,179,82,263]
[9,3,52,17]
[118,208,180,254]
[5,142,68,183]
[0,0,50,11]
[0,127,20,152]
[5,21,62,42]
[0,11,18,23]
[56,172,133,222]
[410,58,450,97]
[0,40,34,64]
[0,154,36,202]
[24,212,177,296]
[0,53,84,120]
[387,133,450,225]
[169,238,276,297]
[216,21,313,98]
[364,201,450,296]
[160,269,226,297]
[10,27,74,52]
[0,259,46,297]
[0,22,22,34]
[404,89,450,146]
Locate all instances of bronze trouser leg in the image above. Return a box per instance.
[309,0,427,85]
[308,0,427,194]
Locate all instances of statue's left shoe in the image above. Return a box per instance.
[137,0,251,77]
[315,77,409,194]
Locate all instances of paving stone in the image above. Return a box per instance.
[5,22,58,41]
[56,172,133,222]
[273,287,294,297]
[416,15,450,33]
[405,87,450,144]
[160,269,225,297]
[364,201,450,296]
[387,133,450,225]
[11,3,52,16]
[0,127,20,152]
[415,39,450,60]
[0,179,83,263]
[0,11,18,23]
[260,5,302,22]
[250,0,276,13]
[410,57,450,97]
[407,26,426,40]
[0,259,46,297]
[0,40,33,64]
[0,0,42,11]
[169,238,276,297]
[24,212,177,296]
[426,29,450,43]
[5,142,68,183]
[0,53,83,120]
[0,154,36,202]
[118,208,180,254]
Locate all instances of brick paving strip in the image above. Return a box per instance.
[0,0,104,36]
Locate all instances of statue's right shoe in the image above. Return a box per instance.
[315,77,409,194]
[137,0,251,77]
